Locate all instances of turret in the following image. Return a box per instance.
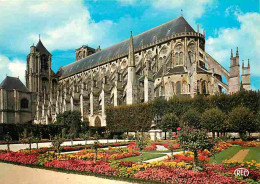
[228,47,240,94]
[241,59,251,90]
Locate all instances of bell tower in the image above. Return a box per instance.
[228,47,240,94]
[26,37,53,123]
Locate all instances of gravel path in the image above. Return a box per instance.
[144,151,182,163]
[229,149,249,162]
[0,139,125,152]
[0,162,133,184]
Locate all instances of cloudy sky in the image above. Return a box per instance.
[0,0,259,90]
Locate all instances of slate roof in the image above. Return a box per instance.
[0,76,29,92]
[60,16,195,79]
[36,39,51,56]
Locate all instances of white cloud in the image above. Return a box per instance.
[206,12,260,77]
[0,55,26,83]
[151,0,213,23]
[0,0,115,53]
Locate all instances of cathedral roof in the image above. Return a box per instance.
[0,76,29,92]
[60,16,195,79]
[36,39,51,56]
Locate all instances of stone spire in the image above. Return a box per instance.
[231,49,233,58]
[126,31,137,104]
[236,47,239,57]
[128,31,135,67]
[248,59,250,68]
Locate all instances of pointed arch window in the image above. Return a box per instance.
[176,81,181,94]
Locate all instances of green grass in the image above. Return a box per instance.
[209,146,243,163]
[209,146,260,163]
[244,147,260,162]
[119,152,166,162]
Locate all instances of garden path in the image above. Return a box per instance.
[228,149,249,162]
[144,151,182,163]
[0,139,125,152]
[0,162,133,184]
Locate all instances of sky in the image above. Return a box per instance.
[0,0,259,90]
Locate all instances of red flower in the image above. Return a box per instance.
[177,127,181,131]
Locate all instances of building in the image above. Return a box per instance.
[0,76,35,124]
[24,16,250,125]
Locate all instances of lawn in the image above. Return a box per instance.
[244,147,260,162]
[119,152,166,162]
[209,146,260,163]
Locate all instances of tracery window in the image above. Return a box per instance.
[174,44,184,66]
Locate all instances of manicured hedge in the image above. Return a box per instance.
[106,90,260,132]
[106,103,153,132]
[0,123,63,141]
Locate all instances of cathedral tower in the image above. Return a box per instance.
[228,47,240,93]
[26,38,54,123]
[26,38,52,96]
[241,59,250,90]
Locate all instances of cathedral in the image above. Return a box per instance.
[13,16,250,126]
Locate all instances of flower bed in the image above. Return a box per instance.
[229,140,260,147]
[127,141,180,151]
[18,142,130,154]
[1,141,259,184]
[0,148,259,184]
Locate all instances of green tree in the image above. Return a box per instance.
[56,111,82,137]
[104,132,110,144]
[80,130,91,146]
[159,113,179,139]
[182,109,201,128]
[201,108,226,138]
[52,135,65,154]
[179,126,214,169]
[135,132,149,163]
[4,132,12,152]
[228,106,255,140]
[33,134,41,149]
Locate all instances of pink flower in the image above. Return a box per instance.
[177,127,181,131]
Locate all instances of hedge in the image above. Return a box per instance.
[106,103,153,132]
[0,123,64,141]
[106,90,260,132]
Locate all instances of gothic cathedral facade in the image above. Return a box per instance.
[25,16,251,126]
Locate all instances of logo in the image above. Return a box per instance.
[234,168,249,177]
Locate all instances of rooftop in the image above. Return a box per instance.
[0,76,29,92]
[60,16,196,79]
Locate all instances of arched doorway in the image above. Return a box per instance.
[94,116,101,127]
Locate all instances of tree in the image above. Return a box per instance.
[113,135,118,143]
[104,132,110,144]
[167,142,180,159]
[80,130,91,147]
[228,106,255,140]
[201,108,226,138]
[52,135,65,154]
[33,134,41,149]
[20,132,34,152]
[159,113,179,139]
[4,132,12,152]
[67,132,75,146]
[182,109,201,128]
[135,132,149,163]
[56,111,82,137]
[179,126,214,169]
